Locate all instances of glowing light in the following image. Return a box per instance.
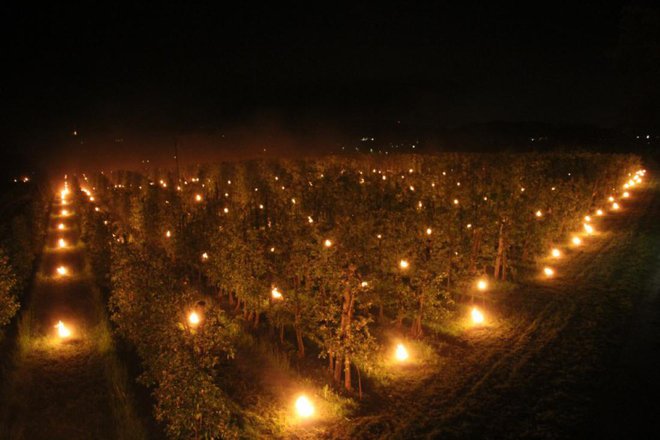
[543,267,555,277]
[395,343,409,361]
[426,227,432,235]
[608,196,615,202]
[166,230,171,238]
[584,223,594,234]
[476,279,488,291]
[58,238,66,248]
[307,216,314,224]
[89,196,95,202]
[596,209,604,216]
[623,191,630,198]
[361,281,368,287]
[323,239,333,248]
[399,259,409,269]
[551,248,561,258]
[61,209,69,216]
[612,202,620,210]
[271,287,283,299]
[195,194,202,202]
[201,252,209,260]
[453,198,459,205]
[295,395,315,418]
[55,321,71,339]
[58,223,65,230]
[56,266,68,276]
[471,307,484,325]
[572,236,582,246]
[584,215,591,222]
[535,210,543,217]
[188,311,201,326]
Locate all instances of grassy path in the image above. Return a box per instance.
[0,197,146,439]
[335,175,660,439]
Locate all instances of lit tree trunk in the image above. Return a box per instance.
[294,306,305,358]
[410,292,424,339]
[494,221,505,280]
[344,355,351,391]
[279,324,285,344]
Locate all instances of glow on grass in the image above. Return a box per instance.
[471,307,485,325]
[395,343,409,361]
[55,321,71,339]
[295,395,315,418]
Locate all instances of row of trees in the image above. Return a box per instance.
[0,178,49,330]
[80,153,640,438]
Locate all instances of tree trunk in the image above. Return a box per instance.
[295,325,305,358]
[279,324,285,344]
[333,356,342,384]
[494,221,505,280]
[344,355,352,391]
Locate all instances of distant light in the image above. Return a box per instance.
[56,266,68,276]
[584,215,591,222]
[426,227,432,235]
[58,238,66,248]
[608,196,615,202]
[623,191,630,198]
[323,239,332,248]
[166,230,171,238]
[476,279,488,291]
[58,223,65,230]
[612,202,620,210]
[195,194,202,202]
[584,223,594,234]
[453,198,459,205]
[551,248,561,258]
[399,259,409,269]
[543,267,555,277]
[535,210,543,218]
[361,281,368,287]
[201,252,209,261]
[572,236,582,246]
[596,209,604,216]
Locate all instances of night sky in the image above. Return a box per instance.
[1,2,659,169]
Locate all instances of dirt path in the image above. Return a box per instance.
[0,198,144,439]
[336,176,660,439]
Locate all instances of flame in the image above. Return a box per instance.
[295,395,315,418]
[271,287,283,300]
[188,311,201,326]
[395,343,409,361]
[55,321,71,338]
[471,307,484,325]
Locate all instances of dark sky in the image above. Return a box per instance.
[1,1,659,164]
